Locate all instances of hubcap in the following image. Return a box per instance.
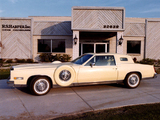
[128,74,139,87]
[59,70,71,81]
[34,79,49,94]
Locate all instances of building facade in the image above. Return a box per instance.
[0,6,160,61]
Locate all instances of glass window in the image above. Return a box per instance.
[96,44,105,53]
[83,44,94,54]
[38,39,51,52]
[52,40,65,52]
[72,54,93,65]
[127,41,141,54]
[85,55,116,66]
[120,57,128,61]
[38,39,65,53]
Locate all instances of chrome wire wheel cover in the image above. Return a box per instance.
[128,74,139,87]
[59,70,71,81]
[34,79,49,94]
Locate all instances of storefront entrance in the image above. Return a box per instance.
[77,32,116,57]
[80,42,109,55]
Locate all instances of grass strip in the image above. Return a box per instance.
[54,103,160,120]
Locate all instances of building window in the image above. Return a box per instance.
[52,40,65,52]
[127,41,141,54]
[38,39,65,53]
[38,39,51,52]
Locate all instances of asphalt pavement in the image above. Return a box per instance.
[0,75,160,120]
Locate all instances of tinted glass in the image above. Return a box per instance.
[85,55,116,66]
[38,39,65,53]
[120,57,128,61]
[127,41,141,54]
[83,44,94,54]
[72,54,93,65]
[96,44,105,53]
[38,39,51,52]
[52,40,65,52]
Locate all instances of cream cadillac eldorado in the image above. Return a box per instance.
[7,53,157,95]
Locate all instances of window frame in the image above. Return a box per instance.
[38,39,51,53]
[80,42,109,55]
[120,57,128,61]
[38,39,65,53]
[127,40,141,54]
[85,55,116,66]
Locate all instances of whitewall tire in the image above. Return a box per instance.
[30,77,51,95]
[54,65,75,86]
[125,73,140,88]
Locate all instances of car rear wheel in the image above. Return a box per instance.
[125,73,140,88]
[30,77,51,95]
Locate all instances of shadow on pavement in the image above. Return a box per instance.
[15,87,32,95]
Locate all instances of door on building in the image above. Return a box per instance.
[80,42,109,55]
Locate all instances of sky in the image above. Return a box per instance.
[0,0,160,18]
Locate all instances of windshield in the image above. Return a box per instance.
[72,54,93,65]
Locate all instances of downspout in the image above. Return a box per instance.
[144,19,147,59]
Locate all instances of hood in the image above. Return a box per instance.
[13,62,75,70]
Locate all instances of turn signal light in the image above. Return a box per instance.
[14,77,23,80]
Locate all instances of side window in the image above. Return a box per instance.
[120,57,128,61]
[85,55,116,66]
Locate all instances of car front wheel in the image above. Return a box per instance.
[30,77,51,95]
[125,73,140,88]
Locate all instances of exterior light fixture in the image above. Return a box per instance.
[119,35,123,45]
[74,35,78,45]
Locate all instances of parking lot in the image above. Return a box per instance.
[0,75,160,120]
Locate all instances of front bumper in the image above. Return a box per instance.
[7,80,14,87]
[7,80,27,87]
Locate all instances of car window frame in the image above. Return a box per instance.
[120,57,128,61]
[72,54,94,65]
[84,55,116,66]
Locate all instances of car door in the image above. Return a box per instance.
[77,55,118,83]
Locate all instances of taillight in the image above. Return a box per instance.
[153,66,156,73]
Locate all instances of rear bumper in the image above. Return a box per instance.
[153,73,157,78]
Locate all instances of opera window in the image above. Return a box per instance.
[127,41,141,54]
[38,39,65,53]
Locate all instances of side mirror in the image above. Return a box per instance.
[90,63,95,67]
